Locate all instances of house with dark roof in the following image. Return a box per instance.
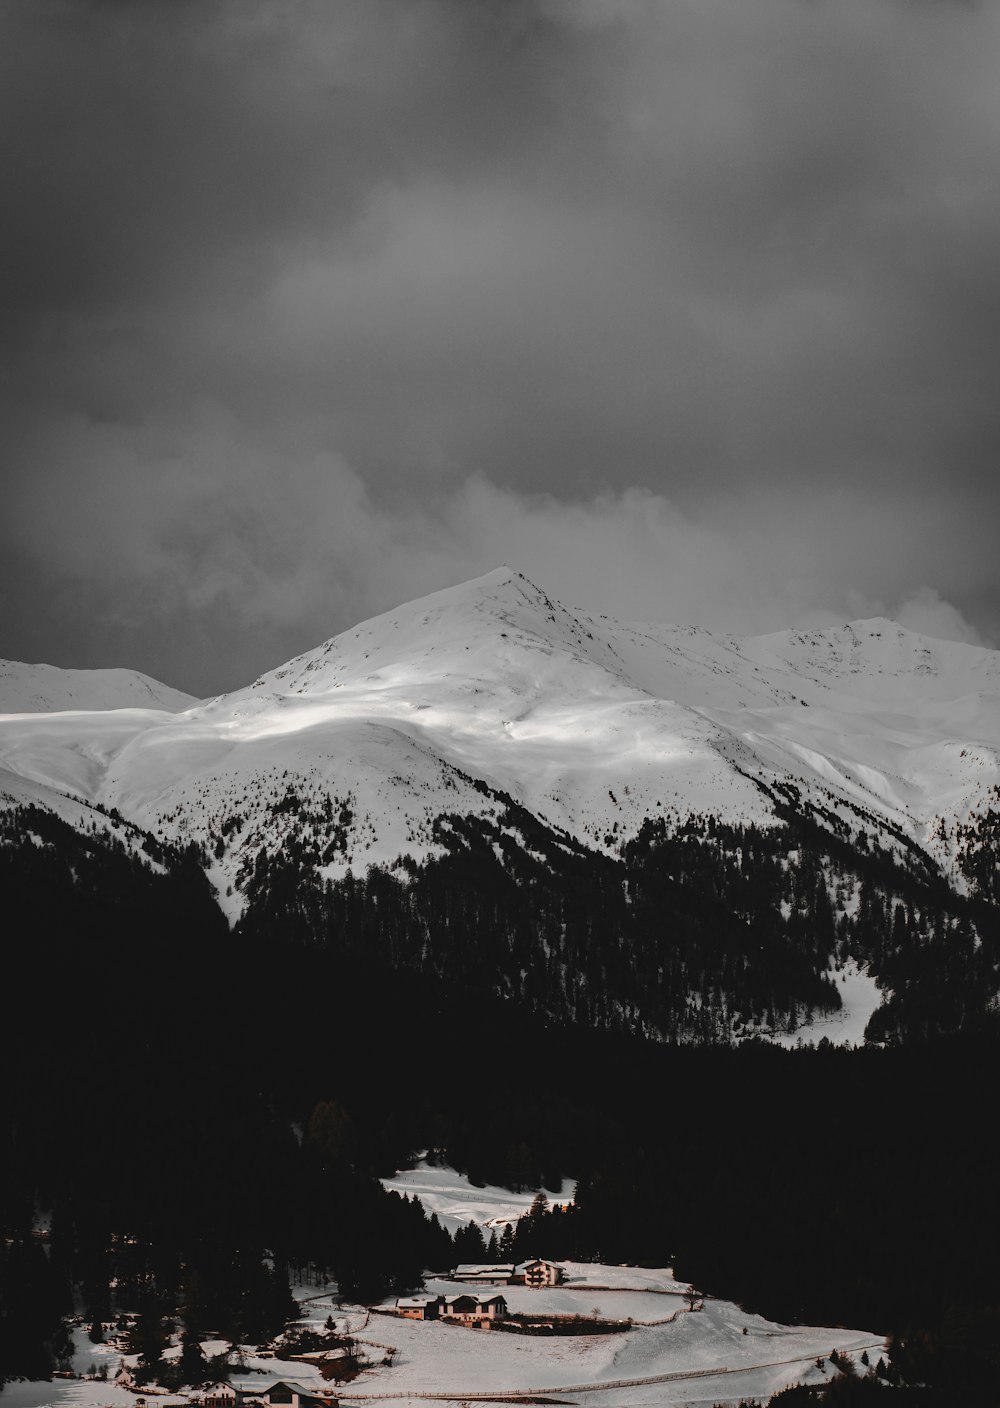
[439,1292,508,1325]
[240,1381,337,1408]
[396,1291,507,1324]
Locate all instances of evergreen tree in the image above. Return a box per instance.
[499,1222,516,1261]
[129,1293,170,1384]
[452,1220,487,1264]
[178,1327,211,1386]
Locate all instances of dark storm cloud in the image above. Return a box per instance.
[2,0,999,692]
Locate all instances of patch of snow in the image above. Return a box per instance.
[381,1161,575,1235]
[245,1266,885,1408]
[772,961,885,1048]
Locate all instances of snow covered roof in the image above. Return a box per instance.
[287,1349,346,1362]
[244,1383,326,1401]
[453,1262,514,1275]
[442,1292,507,1305]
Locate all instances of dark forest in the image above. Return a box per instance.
[2,803,998,1403]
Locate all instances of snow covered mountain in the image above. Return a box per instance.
[1,567,998,909]
[0,657,196,714]
[0,566,997,895]
[3,567,999,1041]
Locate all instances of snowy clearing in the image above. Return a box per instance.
[380,1163,575,1237]
[769,961,884,1049]
[283,1278,881,1408]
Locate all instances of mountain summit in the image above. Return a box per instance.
[246,567,634,704]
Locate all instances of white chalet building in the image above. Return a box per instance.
[515,1257,563,1287]
[449,1258,563,1287]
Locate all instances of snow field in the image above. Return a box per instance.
[768,961,884,1049]
[379,1163,575,1238]
[354,1164,883,1404]
[258,1280,879,1407]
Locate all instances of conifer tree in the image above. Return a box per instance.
[452,1220,487,1263]
[178,1327,210,1387]
[499,1222,516,1261]
[130,1293,169,1384]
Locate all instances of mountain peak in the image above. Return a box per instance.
[380,564,552,617]
[247,567,595,697]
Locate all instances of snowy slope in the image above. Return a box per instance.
[0,663,194,846]
[0,658,196,714]
[1,568,998,912]
[336,1292,882,1407]
[381,1159,575,1236]
[0,1271,884,1408]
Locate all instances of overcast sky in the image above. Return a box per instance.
[3,0,999,694]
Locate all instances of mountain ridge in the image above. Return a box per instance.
[0,657,197,715]
[1,568,998,920]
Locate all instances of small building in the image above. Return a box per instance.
[515,1258,563,1288]
[451,1263,516,1285]
[440,1293,507,1325]
[194,1387,240,1408]
[396,1295,441,1320]
[288,1349,353,1383]
[241,1382,336,1408]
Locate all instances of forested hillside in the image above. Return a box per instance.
[2,799,998,1402]
[233,777,1000,1045]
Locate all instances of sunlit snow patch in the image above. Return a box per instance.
[381,1160,575,1234]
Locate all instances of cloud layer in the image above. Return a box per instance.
[2,0,998,691]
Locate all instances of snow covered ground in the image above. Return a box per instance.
[0,1299,888,1408]
[363,1163,884,1405]
[380,1161,575,1236]
[0,659,196,715]
[339,1293,883,1406]
[770,961,884,1049]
